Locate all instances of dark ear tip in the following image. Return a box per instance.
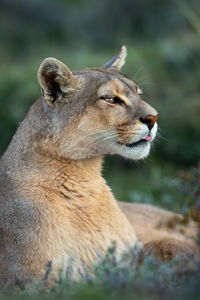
[38,57,72,74]
[37,58,73,87]
[38,57,60,75]
[38,58,56,82]
[40,57,60,67]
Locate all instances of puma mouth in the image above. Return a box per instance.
[118,139,149,148]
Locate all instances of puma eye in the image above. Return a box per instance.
[100,96,124,105]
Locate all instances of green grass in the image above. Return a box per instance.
[0,243,200,300]
[103,157,189,212]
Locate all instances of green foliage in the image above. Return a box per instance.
[0,240,200,300]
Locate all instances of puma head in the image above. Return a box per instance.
[37,46,158,160]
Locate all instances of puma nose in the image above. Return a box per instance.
[140,114,159,130]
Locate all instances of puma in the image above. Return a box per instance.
[0,46,198,286]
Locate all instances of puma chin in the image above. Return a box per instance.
[111,122,158,160]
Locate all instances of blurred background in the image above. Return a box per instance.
[0,0,199,212]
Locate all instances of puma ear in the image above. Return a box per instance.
[103,45,127,70]
[38,58,76,107]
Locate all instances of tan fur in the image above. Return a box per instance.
[0,47,198,286]
[119,202,199,259]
